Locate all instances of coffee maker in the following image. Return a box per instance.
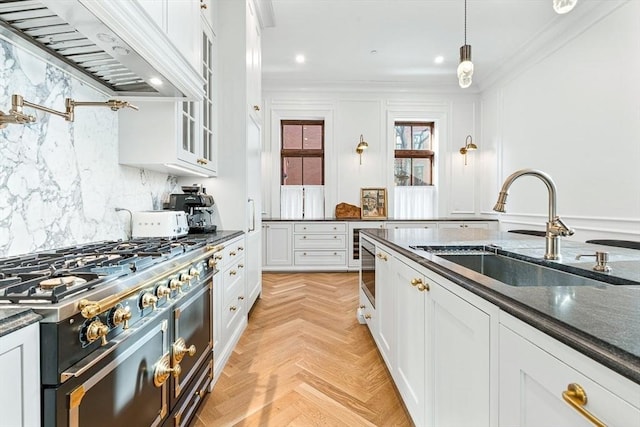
[168,185,217,233]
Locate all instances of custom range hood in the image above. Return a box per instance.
[0,0,204,99]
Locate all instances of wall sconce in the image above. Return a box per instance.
[355,134,368,165]
[459,135,477,165]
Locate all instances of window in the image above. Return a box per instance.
[281,120,324,185]
[394,121,434,186]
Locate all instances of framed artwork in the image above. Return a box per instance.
[361,188,387,219]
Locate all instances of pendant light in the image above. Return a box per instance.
[553,0,578,14]
[457,0,473,89]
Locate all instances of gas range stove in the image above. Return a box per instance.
[0,236,214,321]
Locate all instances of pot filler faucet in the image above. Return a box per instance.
[493,169,574,260]
[0,93,138,128]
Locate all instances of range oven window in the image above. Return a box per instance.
[360,238,375,308]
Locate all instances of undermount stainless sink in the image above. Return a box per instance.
[436,252,607,287]
[410,245,625,287]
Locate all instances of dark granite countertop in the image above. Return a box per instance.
[361,228,640,384]
[263,217,497,222]
[188,230,244,244]
[0,308,42,337]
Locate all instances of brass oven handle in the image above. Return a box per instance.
[173,337,197,364]
[562,383,606,427]
[154,353,181,387]
[78,244,224,319]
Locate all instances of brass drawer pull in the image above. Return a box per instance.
[364,313,372,320]
[230,270,237,276]
[562,383,606,427]
[230,305,237,311]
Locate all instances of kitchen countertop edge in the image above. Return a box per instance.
[362,229,640,385]
[0,308,42,337]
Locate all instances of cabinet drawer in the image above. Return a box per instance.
[499,325,640,426]
[294,251,346,266]
[222,261,245,306]
[221,295,245,339]
[222,240,245,265]
[294,223,346,233]
[294,234,346,250]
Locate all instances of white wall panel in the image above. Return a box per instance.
[481,1,640,239]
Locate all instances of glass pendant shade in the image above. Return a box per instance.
[457,45,473,88]
[553,0,578,14]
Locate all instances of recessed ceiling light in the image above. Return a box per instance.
[434,56,444,64]
[295,54,305,63]
[149,77,163,86]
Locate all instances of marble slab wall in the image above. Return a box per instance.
[0,38,178,257]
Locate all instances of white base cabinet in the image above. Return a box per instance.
[212,235,247,387]
[499,313,640,427]
[0,322,41,427]
[364,238,640,427]
[262,223,293,268]
[390,254,493,427]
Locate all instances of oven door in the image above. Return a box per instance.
[44,311,170,427]
[360,238,376,308]
[170,280,212,406]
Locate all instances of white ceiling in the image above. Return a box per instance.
[260,0,609,91]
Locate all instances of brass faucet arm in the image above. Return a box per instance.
[69,99,139,111]
[12,94,72,121]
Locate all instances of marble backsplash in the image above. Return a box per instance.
[0,38,178,257]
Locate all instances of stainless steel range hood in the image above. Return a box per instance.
[0,0,204,100]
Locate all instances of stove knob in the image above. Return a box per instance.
[169,278,183,292]
[189,267,201,278]
[156,284,171,300]
[179,272,193,284]
[111,306,132,329]
[207,258,217,268]
[86,319,109,346]
[140,292,158,310]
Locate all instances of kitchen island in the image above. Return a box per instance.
[360,227,640,427]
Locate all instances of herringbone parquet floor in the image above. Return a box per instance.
[193,272,412,426]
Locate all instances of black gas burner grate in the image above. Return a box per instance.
[0,236,209,303]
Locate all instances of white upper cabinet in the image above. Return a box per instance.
[246,0,262,122]
[119,4,217,177]
[137,0,201,73]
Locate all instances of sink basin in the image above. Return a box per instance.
[436,252,608,287]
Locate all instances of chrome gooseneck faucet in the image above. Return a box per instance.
[493,169,574,260]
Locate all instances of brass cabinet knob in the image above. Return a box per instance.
[238,264,244,269]
[238,295,245,301]
[359,305,365,310]
[410,278,423,287]
[214,254,223,261]
[154,353,181,387]
[364,313,372,320]
[86,319,109,346]
[417,283,429,292]
[173,337,197,363]
[253,105,260,111]
[230,305,237,311]
[237,246,244,251]
[230,270,237,276]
